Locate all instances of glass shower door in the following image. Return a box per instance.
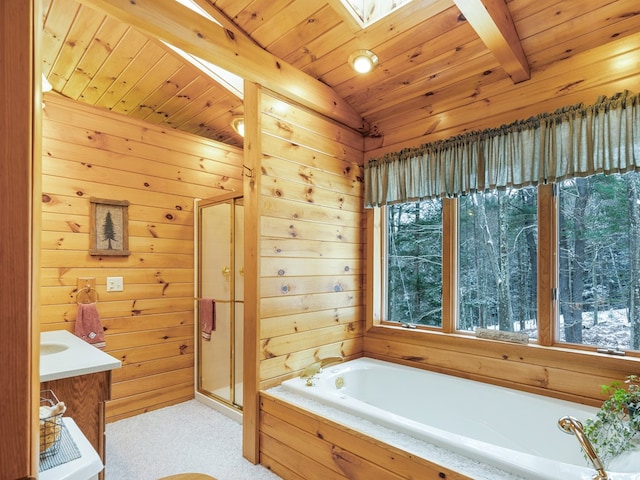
[197,194,243,410]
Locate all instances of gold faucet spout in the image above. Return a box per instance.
[300,356,344,378]
[558,415,608,480]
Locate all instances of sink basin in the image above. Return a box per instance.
[40,330,121,382]
[41,342,69,356]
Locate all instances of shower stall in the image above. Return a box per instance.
[195,193,244,420]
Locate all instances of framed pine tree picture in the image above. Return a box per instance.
[89,197,130,256]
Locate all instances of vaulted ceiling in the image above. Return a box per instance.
[42,0,640,151]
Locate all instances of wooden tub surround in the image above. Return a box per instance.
[260,392,474,480]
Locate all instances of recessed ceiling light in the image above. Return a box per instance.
[349,49,379,74]
[231,116,245,137]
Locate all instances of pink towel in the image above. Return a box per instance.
[75,303,106,349]
[200,298,216,341]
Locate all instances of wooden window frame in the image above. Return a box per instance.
[366,183,639,360]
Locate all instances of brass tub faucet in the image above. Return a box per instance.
[300,356,344,386]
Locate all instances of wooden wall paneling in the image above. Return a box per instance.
[257,88,365,388]
[260,93,363,151]
[260,176,362,212]
[261,155,364,200]
[261,237,364,260]
[258,156,364,381]
[258,338,362,388]
[111,368,193,398]
[260,274,360,298]
[109,339,193,368]
[106,383,194,422]
[43,81,244,167]
[38,282,193,307]
[39,266,194,288]
[259,322,364,360]
[1,1,39,477]
[261,306,364,339]
[40,95,243,421]
[260,216,362,244]
[111,352,194,382]
[260,292,360,319]
[261,257,363,278]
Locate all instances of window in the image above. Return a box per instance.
[376,172,640,354]
[558,172,640,350]
[338,0,416,28]
[458,187,538,337]
[386,199,442,327]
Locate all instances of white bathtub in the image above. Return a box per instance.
[280,357,640,480]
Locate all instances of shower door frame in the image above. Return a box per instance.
[195,192,244,418]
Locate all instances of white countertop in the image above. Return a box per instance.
[40,330,121,382]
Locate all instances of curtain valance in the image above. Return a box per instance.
[364,91,640,207]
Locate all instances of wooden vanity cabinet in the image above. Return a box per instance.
[41,370,111,479]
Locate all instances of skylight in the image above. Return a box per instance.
[171,0,244,99]
[339,0,416,28]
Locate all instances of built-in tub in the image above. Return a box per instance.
[279,357,640,480]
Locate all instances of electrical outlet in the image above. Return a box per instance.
[106,276,124,292]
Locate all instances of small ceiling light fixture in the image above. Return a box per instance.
[231,116,245,137]
[348,49,379,74]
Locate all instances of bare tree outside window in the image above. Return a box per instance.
[558,172,640,350]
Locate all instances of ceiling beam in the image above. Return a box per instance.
[77,0,368,132]
[453,0,530,83]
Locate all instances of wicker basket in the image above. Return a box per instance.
[39,390,65,457]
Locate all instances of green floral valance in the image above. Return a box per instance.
[364,91,640,207]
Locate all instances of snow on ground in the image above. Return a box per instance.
[513,308,632,350]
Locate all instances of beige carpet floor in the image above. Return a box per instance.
[105,400,281,480]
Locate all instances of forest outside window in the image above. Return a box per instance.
[558,172,640,351]
[458,187,538,338]
[379,171,640,354]
[386,199,443,327]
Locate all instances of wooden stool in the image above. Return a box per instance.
[157,475,217,480]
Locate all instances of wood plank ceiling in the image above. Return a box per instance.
[42,0,640,151]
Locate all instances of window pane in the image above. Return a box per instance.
[558,172,640,350]
[458,188,538,338]
[386,200,443,326]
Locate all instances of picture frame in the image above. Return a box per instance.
[89,197,130,256]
